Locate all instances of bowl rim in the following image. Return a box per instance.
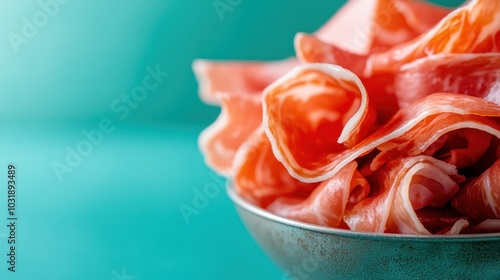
[227,182,500,241]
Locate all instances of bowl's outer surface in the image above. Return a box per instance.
[228,186,500,280]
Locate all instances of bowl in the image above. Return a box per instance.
[227,184,500,279]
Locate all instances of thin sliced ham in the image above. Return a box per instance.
[294,33,367,75]
[195,0,500,235]
[464,219,500,234]
[198,93,262,176]
[344,156,464,234]
[192,59,298,105]
[297,0,500,78]
[267,161,369,228]
[367,0,500,75]
[233,128,318,207]
[395,53,500,107]
[262,64,377,182]
[427,129,492,170]
[265,86,500,183]
[299,93,500,183]
[305,0,452,56]
[416,208,471,234]
[295,35,400,123]
[452,159,500,221]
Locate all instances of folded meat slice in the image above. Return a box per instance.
[295,35,401,123]
[304,93,500,183]
[294,34,368,75]
[452,159,500,222]
[463,219,500,234]
[395,53,500,107]
[192,59,298,105]
[344,156,464,234]
[233,129,318,207]
[370,118,499,172]
[298,0,451,63]
[415,208,471,234]
[359,73,399,125]
[425,129,493,170]
[393,0,452,35]
[298,0,499,77]
[199,93,262,176]
[367,0,500,75]
[267,161,370,228]
[262,64,377,183]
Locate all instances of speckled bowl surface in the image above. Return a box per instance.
[227,184,500,280]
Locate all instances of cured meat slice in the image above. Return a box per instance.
[298,0,499,77]
[463,219,500,234]
[294,33,368,75]
[192,59,298,105]
[416,208,471,234]
[311,0,452,55]
[452,159,500,221]
[367,0,500,75]
[359,73,399,124]
[344,156,464,234]
[199,93,262,176]
[295,35,400,123]
[369,116,499,172]
[394,0,452,34]
[195,0,500,235]
[262,64,377,183]
[301,93,500,183]
[395,53,500,107]
[267,161,369,228]
[426,129,492,170]
[314,0,379,54]
[233,129,318,207]
[440,219,470,235]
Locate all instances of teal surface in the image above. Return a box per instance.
[0,0,464,279]
[0,123,282,279]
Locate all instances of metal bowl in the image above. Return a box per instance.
[227,184,500,279]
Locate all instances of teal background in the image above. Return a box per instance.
[0,0,463,279]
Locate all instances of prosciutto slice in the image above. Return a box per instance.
[297,0,452,66]
[198,93,262,175]
[195,0,500,235]
[298,93,500,182]
[464,219,500,234]
[452,159,500,222]
[297,0,500,78]
[262,64,377,182]
[344,156,464,234]
[367,0,500,75]
[192,59,298,105]
[233,129,318,207]
[415,208,471,234]
[395,53,500,107]
[314,0,450,54]
[267,161,370,228]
